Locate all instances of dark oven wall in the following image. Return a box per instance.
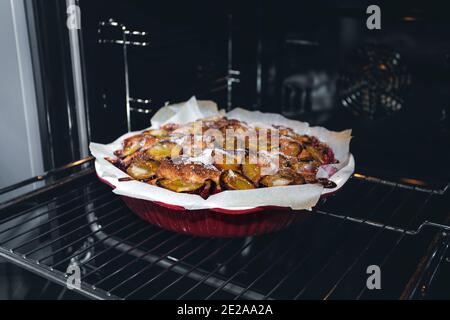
[80,0,450,182]
[257,1,450,182]
[79,0,286,144]
[80,1,232,142]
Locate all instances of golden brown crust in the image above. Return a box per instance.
[107,116,338,195]
[157,159,220,185]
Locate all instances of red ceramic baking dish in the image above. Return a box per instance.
[98,175,313,237]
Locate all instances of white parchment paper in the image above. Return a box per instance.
[90,97,354,211]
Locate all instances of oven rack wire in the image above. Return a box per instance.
[0,157,448,300]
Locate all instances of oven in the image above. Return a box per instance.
[0,0,449,300]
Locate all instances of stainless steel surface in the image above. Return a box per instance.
[66,0,90,158]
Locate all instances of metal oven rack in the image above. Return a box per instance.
[0,158,449,300]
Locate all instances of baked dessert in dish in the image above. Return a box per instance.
[106,117,339,198]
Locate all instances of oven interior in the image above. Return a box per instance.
[0,0,449,299]
[84,0,450,181]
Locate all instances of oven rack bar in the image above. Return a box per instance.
[0,158,448,300]
[1,157,449,238]
[84,211,266,300]
[0,157,447,202]
[314,210,450,236]
[0,246,117,300]
[352,173,449,195]
[0,157,93,197]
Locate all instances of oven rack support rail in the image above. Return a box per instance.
[1,157,448,236]
[96,18,240,126]
[0,157,449,300]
